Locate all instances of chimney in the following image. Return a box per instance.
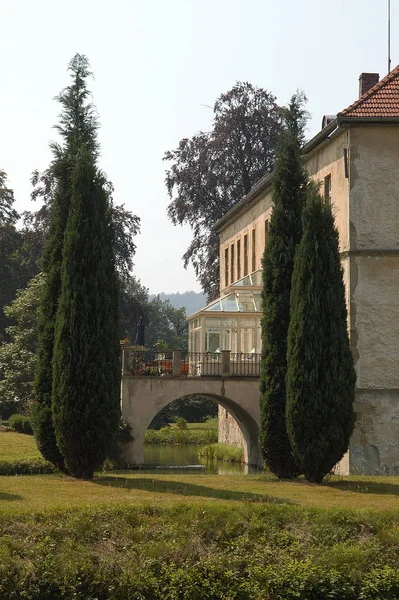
[359,72,379,98]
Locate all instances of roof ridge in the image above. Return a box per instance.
[339,64,399,116]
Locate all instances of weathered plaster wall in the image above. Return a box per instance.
[351,256,399,389]
[305,129,350,253]
[346,126,399,474]
[349,126,399,249]
[350,390,399,474]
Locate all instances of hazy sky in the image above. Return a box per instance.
[1,0,396,293]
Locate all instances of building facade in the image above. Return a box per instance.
[188,67,399,474]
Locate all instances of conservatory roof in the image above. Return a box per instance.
[203,290,261,313]
[230,270,262,287]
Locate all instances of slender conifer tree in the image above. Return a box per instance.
[286,187,356,483]
[52,148,120,479]
[32,55,98,469]
[259,93,308,478]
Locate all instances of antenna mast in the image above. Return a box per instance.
[388,0,391,73]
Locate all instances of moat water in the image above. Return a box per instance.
[143,444,258,474]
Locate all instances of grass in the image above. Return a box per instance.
[198,442,244,463]
[4,427,399,597]
[2,477,399,597]
[0,431,40,461]
[3,471,399,512]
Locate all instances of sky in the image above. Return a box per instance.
[1,0,397,294]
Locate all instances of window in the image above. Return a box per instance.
[230,243,235,283]
[264,219,269,247]
[237,239,241,280]
[324,174,332,205]
[243,234,248,276]
[252,228,256,272]
[225,247,229,288]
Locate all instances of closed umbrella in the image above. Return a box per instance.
[134,317,145,346]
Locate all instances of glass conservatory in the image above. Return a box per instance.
[188,270,263,355]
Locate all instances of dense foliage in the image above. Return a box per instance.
[286,188,356,483]
[0,171,31,342]
[52,148,120,479]
[32,55,97,472]
[259,93,308,478]
[119,276,189,352]
[1,502,399,599]
[0,273,44,417]
[31,54,127,478]
[165,82,282,299]
[8,413,33,435]
[149,395,218,429]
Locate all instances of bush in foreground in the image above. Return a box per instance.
[1,503,399,598]
[0,458,56,475]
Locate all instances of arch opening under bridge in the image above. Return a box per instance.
[120,376,262,468]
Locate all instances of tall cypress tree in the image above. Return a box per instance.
[31,55,98,469]
[286,187,356,483]
[52,148,120,480]
[259,93,308,478]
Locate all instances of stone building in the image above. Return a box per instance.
[187,66,399,474]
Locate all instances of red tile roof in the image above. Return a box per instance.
[339,64,399,118]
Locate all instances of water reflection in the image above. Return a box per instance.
[143,444,258,474]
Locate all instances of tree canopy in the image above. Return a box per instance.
[0,273,44,417]
[165,82,282,299]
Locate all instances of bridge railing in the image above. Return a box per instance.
[229,353,261,377]
[121,348,174,376]
[121,347,261,377]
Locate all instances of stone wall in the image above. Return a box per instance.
[218,404,245,447]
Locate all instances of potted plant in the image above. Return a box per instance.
[120,337,130,348]
[129,345,146,375]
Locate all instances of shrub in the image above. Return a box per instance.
[176,417,188,430]
[0,458,57,475]
[145,427,217,445]
[8,414,33,435]
[198,443,244,463]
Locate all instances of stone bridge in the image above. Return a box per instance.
[120,374,262,468]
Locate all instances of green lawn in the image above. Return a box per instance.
[3,429,399,597]
[0,431,40,461]
[2,471,399,513]
[2,429,399,513]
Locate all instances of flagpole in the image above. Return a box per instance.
[388,0,391,73]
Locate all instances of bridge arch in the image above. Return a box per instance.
[120,376,262,467]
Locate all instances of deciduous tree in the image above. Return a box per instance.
[286,187,356,483]
[165,82,282,299]
[0,274,44,417]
